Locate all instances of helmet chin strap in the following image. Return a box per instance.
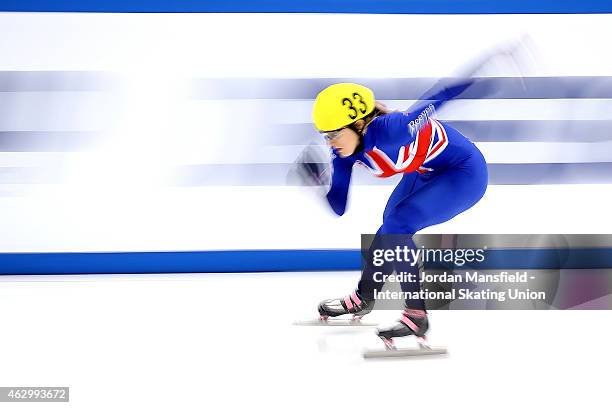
[348,110,384,155]
[358,110,382,137]
[354,138,365,154]
[353,124,370,154]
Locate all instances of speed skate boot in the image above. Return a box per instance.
[318,290,374,322]
[377,308,430,350]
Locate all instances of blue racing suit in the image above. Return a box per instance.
[326,79,489,308]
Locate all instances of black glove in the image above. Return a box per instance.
[288,145,331,187]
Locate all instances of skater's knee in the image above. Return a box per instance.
[380,220,419,235]
[380,206,425,234]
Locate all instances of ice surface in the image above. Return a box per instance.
[0,271,609,407]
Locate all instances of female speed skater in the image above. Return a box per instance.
[301,45,526,350]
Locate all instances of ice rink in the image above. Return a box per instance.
[1,271,609,407]
[0,7,611,408]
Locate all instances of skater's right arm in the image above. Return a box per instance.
[404,41,527,124]
[326,151,355,216]
[404,78,475,125]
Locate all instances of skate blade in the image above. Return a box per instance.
[293,319,377,327]
[363,347,447,359]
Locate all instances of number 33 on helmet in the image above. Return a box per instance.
[312,83,375,133]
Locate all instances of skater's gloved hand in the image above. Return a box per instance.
[289,144,331,187]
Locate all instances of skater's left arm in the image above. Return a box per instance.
[326,151,356,216]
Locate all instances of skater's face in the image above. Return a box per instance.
[325,127,360,157]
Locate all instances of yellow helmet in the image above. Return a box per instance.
[312,83,375,132]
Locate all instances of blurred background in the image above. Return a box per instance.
[1,9,611,408]
[1,12,611,254]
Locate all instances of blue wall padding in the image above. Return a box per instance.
[2,248,612,275]
[0,1,611,14]
[0,250,363,275]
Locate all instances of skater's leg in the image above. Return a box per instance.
[356,173,423,301]
[321,153,487,322]
[379,154,488,304]
[376,153,488,343]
